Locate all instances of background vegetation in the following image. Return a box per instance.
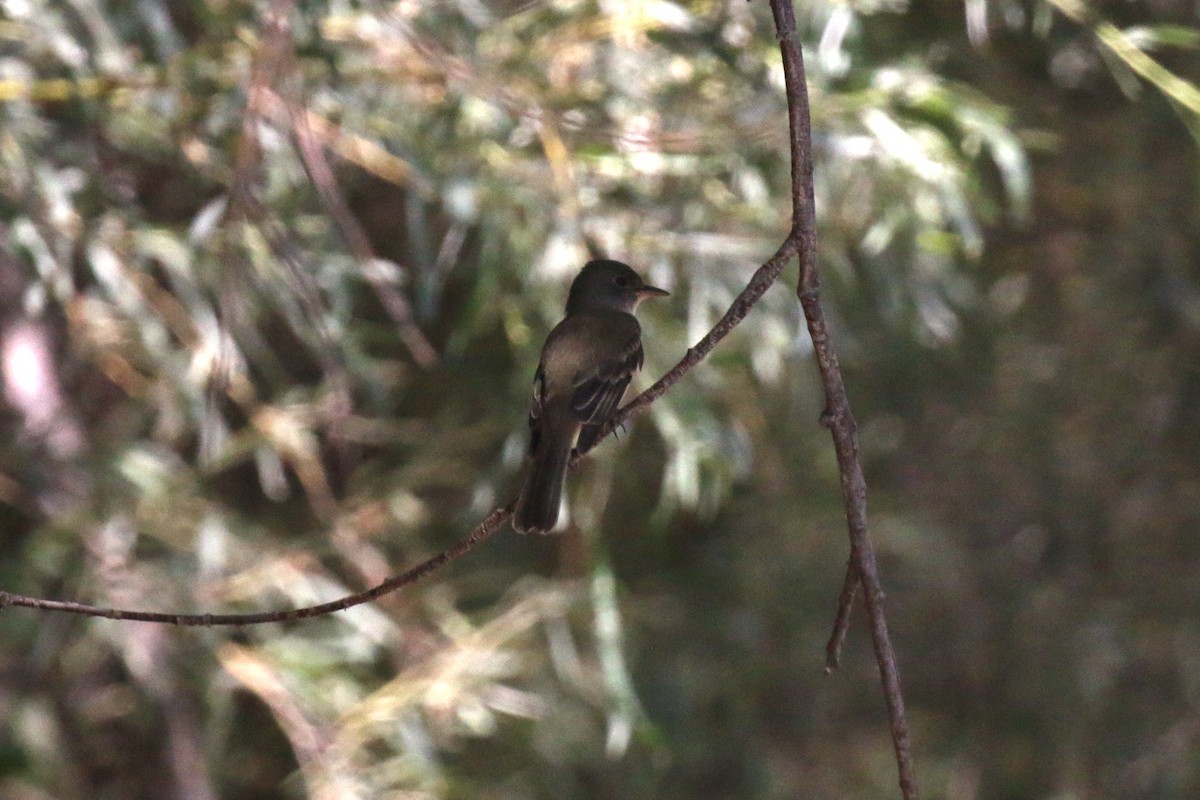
[1,0,1198,798]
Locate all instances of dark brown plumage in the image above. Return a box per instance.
[513,260,668,534]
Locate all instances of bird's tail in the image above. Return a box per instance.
[513,426,575,534]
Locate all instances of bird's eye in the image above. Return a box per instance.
[614,275,630,288]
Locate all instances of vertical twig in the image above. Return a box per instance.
[825,561,858,672]
[766,0,919,797]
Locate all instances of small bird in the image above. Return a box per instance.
[513,259,669,534]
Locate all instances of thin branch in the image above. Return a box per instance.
[767,0,919,797]
[0,507,510,626]
[825,560,858,672]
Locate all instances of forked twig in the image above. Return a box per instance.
[767,0,918,796]
[825,561,859,672]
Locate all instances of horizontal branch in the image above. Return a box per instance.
[0,507,510,625]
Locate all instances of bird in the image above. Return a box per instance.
[512,259,669,534]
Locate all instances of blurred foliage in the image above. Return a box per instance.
[0,0,1198,799]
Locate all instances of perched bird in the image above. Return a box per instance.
[513,259,669,534]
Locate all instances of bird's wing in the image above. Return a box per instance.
[571,329,643,452]
[571,336,642,422]
[530,309,643,456]
[527,364,546,455]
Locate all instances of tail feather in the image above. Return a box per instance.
[514,430,574,534]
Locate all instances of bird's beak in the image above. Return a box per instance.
[636,284,670,298]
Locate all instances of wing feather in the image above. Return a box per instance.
[528,308,645,457]
[572,336,643,452]
[527,365,546,455]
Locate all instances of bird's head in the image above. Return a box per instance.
[565,259,669,315]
